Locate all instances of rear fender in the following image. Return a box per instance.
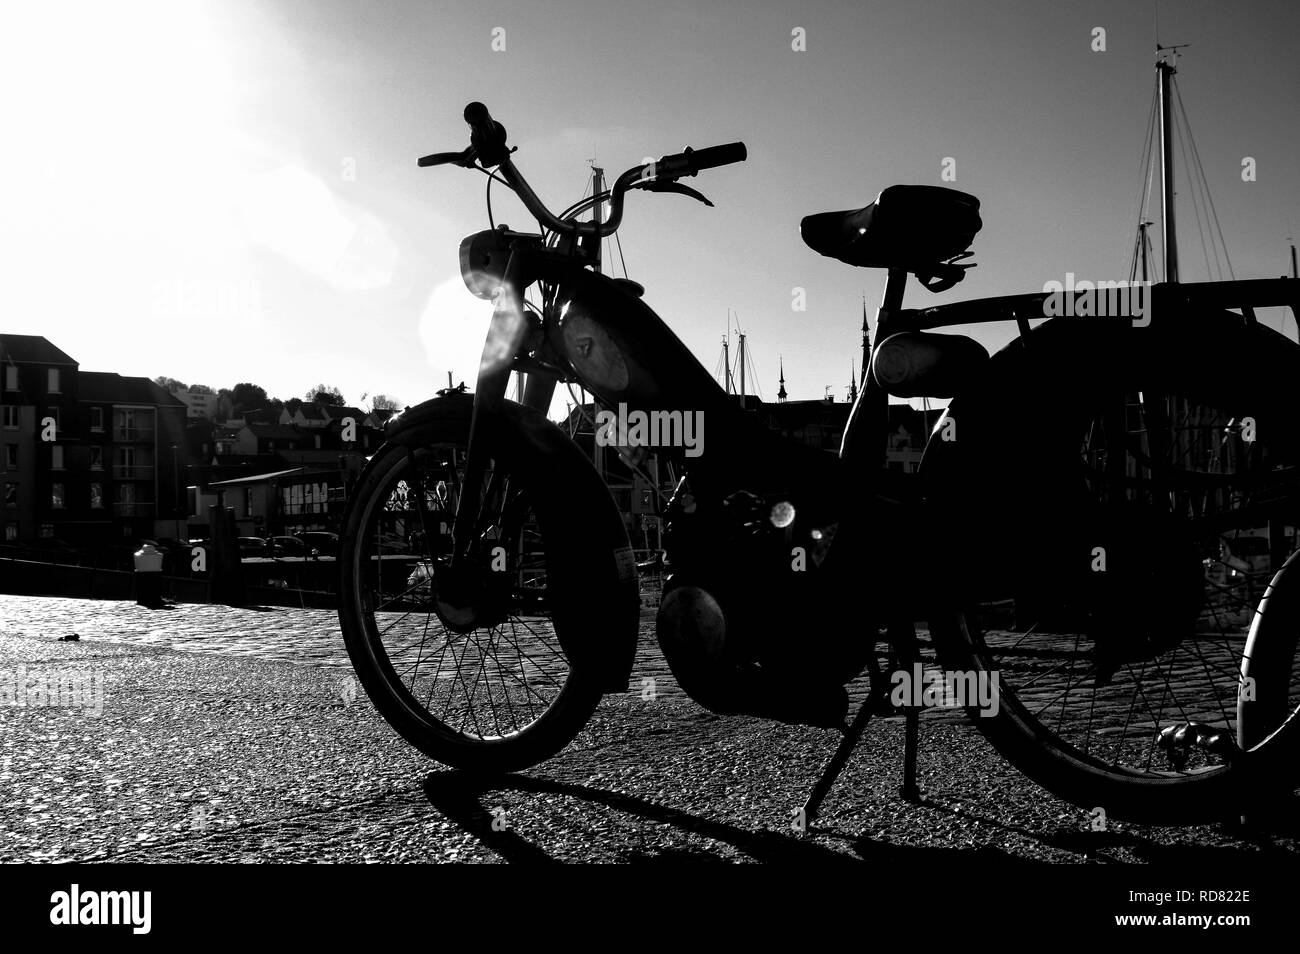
[384,392,640,692]
[921,309,1300,486]
[918,308,1300,607]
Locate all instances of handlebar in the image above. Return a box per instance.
[657,142,748,178]
[420,102,747,238]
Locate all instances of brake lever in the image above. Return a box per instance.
[636,180,714,207]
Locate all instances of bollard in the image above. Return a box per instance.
[133,542,165,609]
[208,505,246,607]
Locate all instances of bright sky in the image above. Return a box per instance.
[3,0,1297,414]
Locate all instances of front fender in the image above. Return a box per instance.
[384,392,640,693]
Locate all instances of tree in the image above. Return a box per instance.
[306,384,345,406]
[284,397,304,415]
[188,383,215,395]
[154,375,187,392]
[229,382,269,413]
[370,393,402,411]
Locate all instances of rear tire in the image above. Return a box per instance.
[924,311,1300,822]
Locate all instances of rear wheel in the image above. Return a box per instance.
[338,414,604,773]
[926,314,1300,821]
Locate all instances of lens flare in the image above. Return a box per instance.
[479,286,528,375]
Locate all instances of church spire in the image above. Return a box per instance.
[849,358,858,403]
[860,291,871,386]
[777,357,788,403]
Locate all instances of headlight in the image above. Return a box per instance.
[459,228,534,300]
[561,308,630,392]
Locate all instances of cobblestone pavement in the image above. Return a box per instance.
[1,595,1298,863]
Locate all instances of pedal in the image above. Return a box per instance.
[1155,721,1239,771]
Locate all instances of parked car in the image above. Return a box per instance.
[1222,533,1272,578]
[406,559,434,597]
[376,532,412,554]
[267,535,308,558]
[296,531,339,558]
[238,536,269,559]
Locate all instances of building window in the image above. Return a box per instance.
[2,483,15,507]
[3,366,16,390]
[3,524,15,542]
[90,445,103,470]
[245,487,254,516]
[116,408,135,439]
[51,445,63,469]
[47,368,60,393]
[51,482,64,508]
[90,406,103,431]
[90,483,103,509]
[115,446,136,478]
[3,445,14,469]
[1,406,17,429]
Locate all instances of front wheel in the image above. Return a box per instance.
[337,408,611,773]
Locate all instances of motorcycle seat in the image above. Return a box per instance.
[800,185,981,274]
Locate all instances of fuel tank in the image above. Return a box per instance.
[551,269,733,416]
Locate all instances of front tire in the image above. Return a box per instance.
[337,407,608,773]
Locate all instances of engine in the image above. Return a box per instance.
[654,474,866,727]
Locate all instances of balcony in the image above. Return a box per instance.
[114,426,156,442]
[113,503,156,517]
[112,465,155,480]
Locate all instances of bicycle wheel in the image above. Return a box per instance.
[338,408,606,773]
[924,312,1300,822]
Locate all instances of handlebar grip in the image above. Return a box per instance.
[686,141,747,173]
[464,101,509,166]
[418,150,469,167]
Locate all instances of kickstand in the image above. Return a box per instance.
[801,686,877,827]
[802,634,891,827]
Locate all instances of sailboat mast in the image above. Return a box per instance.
[722,335,731,395]
[738,332,746,399]
[590,165,605,274]
[1139,221,1151,283]
[1157,48,1182,283]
